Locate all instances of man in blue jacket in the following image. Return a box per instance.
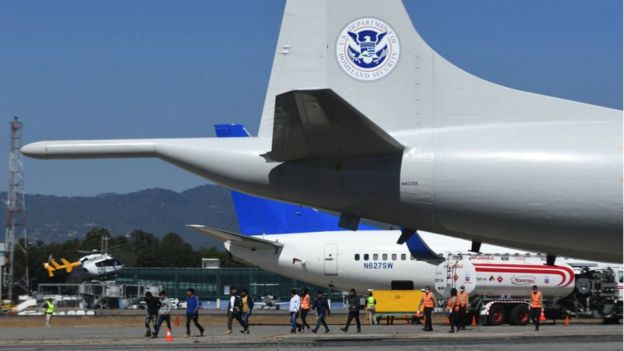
[311,290,331,333]
[186,288,205,337]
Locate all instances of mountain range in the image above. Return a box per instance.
[0,185,239,248]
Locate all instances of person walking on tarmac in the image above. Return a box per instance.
[44,298,55,327]
[417,286,436,331]
[366,290,377,325]
[311,290,331,333]
[289,289,302,333]
[530,285,543,331]
[186,288,205,337]
[144,292,161,337]
[458,285,469,330]
[152,291,173,339]
[226,287,245,335]
[300,288,312,332]
[447,288,461,333]
[340,288,361,333]
[240,289,254,334]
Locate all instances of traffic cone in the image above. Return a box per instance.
[471,315,478,327]
[164,329,174,342]
[539,309,546,321]
[564,315,570,326]
[174,315,180,327]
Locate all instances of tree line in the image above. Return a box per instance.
[11,227,248,293]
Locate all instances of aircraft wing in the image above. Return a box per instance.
[187,225,283,251]
[266,89,404,162]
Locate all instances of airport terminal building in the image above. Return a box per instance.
[115,267,339,300]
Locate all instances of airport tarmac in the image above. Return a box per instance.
[0,320,620,351]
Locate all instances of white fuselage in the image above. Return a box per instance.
[225,230,526,292]
[225,230,622,298]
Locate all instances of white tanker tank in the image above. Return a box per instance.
[434,254,575,300]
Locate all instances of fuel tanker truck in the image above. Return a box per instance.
[434,253,622,325]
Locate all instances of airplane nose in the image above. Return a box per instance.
[21,142,48,158]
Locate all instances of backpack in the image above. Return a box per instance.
[233,295,243,313]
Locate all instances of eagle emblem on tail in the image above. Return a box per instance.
[347,30,388,68]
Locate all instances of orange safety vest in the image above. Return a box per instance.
[447,296,459,312]
[422,292,434,308]
[530,291,542,308]
[459,291,468,308]
[301,294,311,310]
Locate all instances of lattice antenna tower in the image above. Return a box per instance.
[4,116,29,300]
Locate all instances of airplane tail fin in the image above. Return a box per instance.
[257,0,603,139]
[214,123,378,235]
[258,0,428,137]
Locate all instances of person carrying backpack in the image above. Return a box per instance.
[226,287,245,334]
[144,292,161,337]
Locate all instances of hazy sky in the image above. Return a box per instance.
[0,0,621,196]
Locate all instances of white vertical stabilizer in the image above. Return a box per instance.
[258,0,619,138]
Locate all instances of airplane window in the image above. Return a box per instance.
[401,253,406,260]
[392,254,397,261]
[410,255,416,260]
[355,254,360,261]
[382,254,388,260]
[373,254,379,261]
[364,254,369,261]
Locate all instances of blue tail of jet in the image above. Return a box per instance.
[214,123,378,235]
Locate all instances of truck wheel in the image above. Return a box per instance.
[510,304,529,325]
[602,317,620,325]
[487,304,505,326]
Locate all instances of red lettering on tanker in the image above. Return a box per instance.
[473,263,574,287]
[511,276,536,285]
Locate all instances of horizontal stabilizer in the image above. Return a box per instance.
[43,263,56,278]
[187,225,283,251]
[267,89,404,162]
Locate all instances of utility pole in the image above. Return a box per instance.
[101,235,109,254]
[4,116,29,300]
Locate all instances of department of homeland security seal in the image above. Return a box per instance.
[336,18,400,81]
